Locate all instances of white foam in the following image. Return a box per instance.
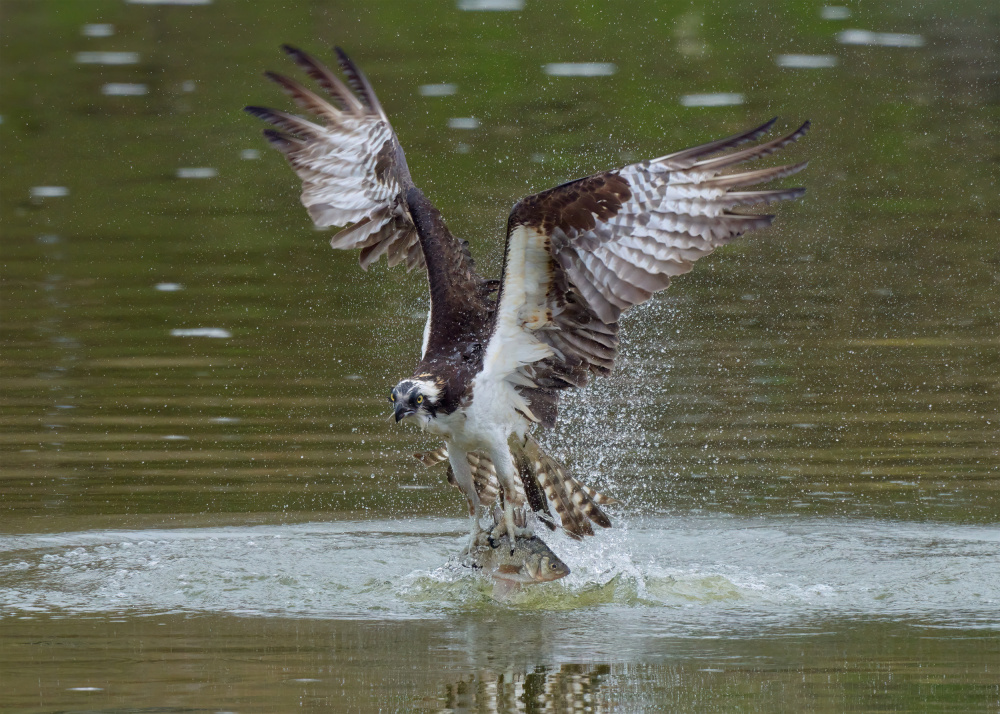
[2,517,995,626]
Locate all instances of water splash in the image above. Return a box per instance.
[2,517,995,630]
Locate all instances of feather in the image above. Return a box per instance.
[248,44,483,303]
[698,162,809,191]
[481,119,809,425]
[685,121,810,173]
[244,106,323,138]
[335,46,388,121]
[263,71,343,123]
[653,117,777,167]
[513,435,613,539]
[281,44,365,114]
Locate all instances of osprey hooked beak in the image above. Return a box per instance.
[394,401,415,422]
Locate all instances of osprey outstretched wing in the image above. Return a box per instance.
[485,119,809,428]
[246,45,423,270]
[246,46,492,369]
[248,47,809,553]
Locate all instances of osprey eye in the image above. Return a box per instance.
[390,393,396,402]
[416,395,424,404]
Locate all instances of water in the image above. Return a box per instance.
[3,517,998,622]
[2,518,998,710]
[2,0,998,711]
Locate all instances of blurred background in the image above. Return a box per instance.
[1,0,998,711]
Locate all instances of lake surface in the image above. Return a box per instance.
[1,0,998,711]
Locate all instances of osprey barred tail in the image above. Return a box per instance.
[247,46,809,553]
[414,434,615,540]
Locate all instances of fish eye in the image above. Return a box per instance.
[416,395,423,404]
[550,562,560,570]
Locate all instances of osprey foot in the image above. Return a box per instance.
[489,506,532,552]
[461,517,490,557]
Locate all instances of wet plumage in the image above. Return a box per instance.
[247,46,808,556]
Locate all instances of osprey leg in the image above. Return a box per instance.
[488,447,530,552]
[447,445,483,554]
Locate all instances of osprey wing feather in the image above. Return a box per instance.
[245,46,424,271]
[484,119,810,427]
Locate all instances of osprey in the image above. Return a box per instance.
[247,46,808,552]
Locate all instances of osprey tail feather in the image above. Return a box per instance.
[513,434,614,540]
[414,435,614,539]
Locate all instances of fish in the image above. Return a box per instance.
[471,533,571,583]
[469,531,570,599]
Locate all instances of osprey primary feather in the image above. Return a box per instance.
[247,46,808,553]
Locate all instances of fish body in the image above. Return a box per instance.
[470,533,570,585]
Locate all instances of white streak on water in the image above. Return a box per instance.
[776,54,839,69]
[75,51,139,65]
[457,0,523,10]
[170,328,231,338]
[680,93,744,107]
[543,62,617,77]
[155,283,184,291]
[31,186,69,198]
[102,83,148,96]
[448,117,479,130]
[420,83,457,97]
[176,167,217,179]
[821,6,851,20]
[82,24,115,37]
[128,0,212,4]
[839,30,925,47]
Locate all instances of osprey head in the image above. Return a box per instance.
[390,378,441,423]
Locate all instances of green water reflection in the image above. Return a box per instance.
[1,0,997,710]
[2,614,998,712]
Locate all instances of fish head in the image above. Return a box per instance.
[491,537,570,584]
[523,551,571,582]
